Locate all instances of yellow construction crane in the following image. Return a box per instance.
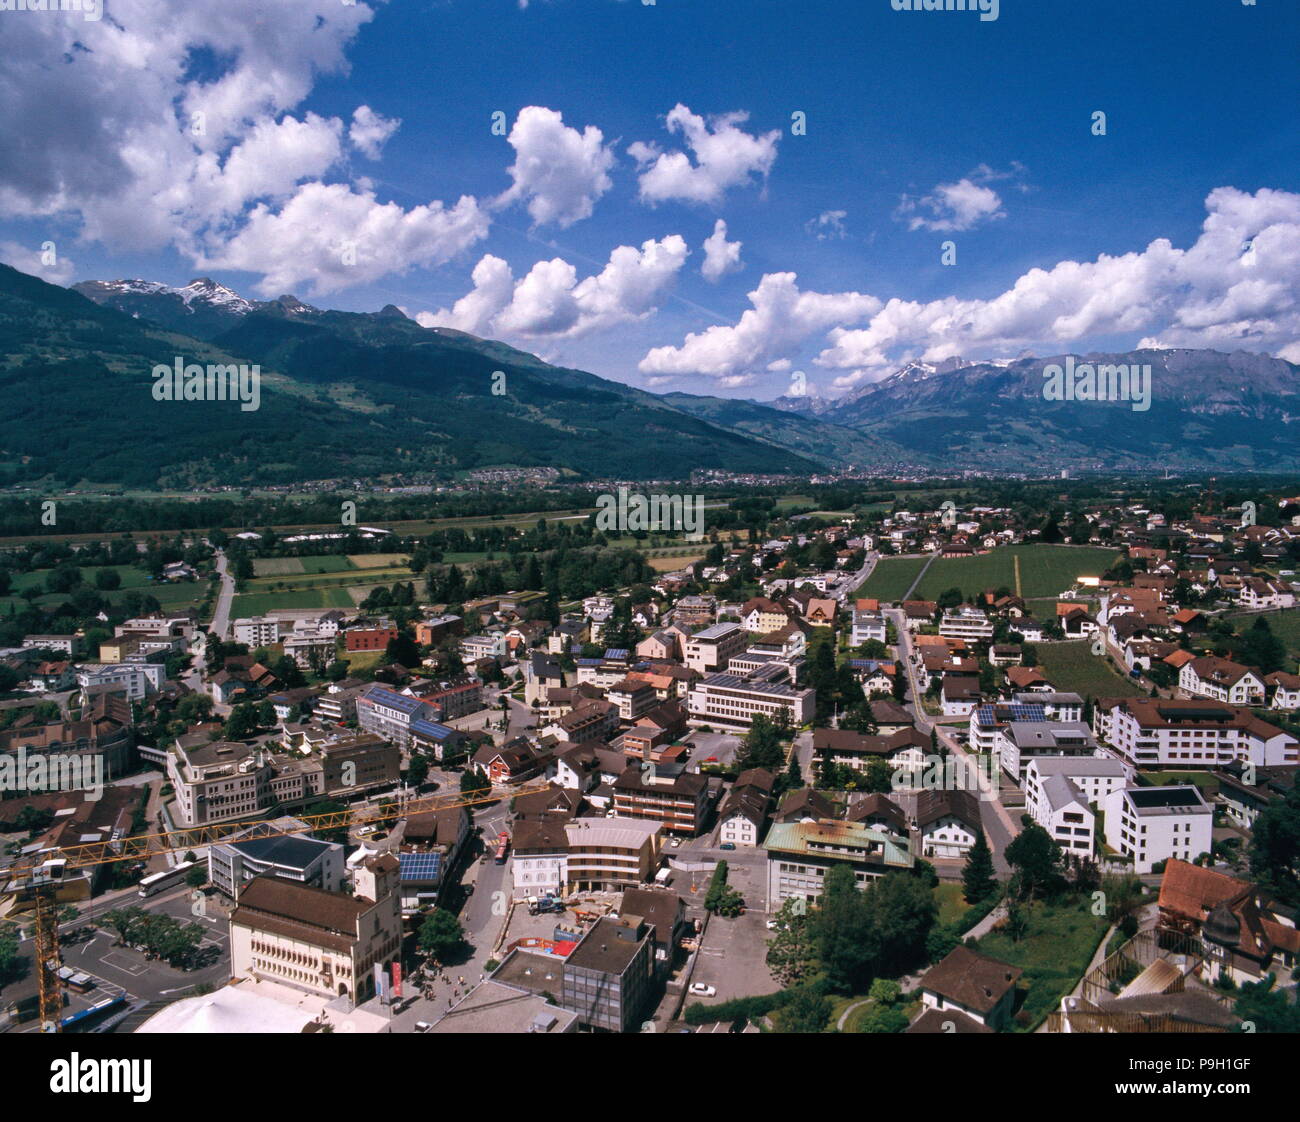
[11,779,543,1032]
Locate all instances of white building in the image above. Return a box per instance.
[233,616,282,647]
[938,607,994,642]
[1023,757,1127,857]
[687,664,815,729]
[1179,656,1266,706]
[1095,697,1298,769]
[850,609,887,647]
[1103,785,1213,874]
[684,622,748,674]
[995,720,1100,782]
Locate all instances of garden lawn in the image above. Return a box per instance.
[972,897,1109,1030]
[1035,641,1146,699]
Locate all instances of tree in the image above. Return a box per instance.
[867,872,938,978]
[810,865,877,994]
[962,832,997,904]
[1005,822,1064,900]
[1249,781,1300,908]
[1234,974,1300,1033]
[460,769,491,796]
[772,985,832,1033]
[185,866,208,889]
[418,910,465,963]
[765,898,816,985]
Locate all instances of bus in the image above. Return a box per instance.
[493,831,510,864]
[60,994,126,1032]
[138,859,200,898]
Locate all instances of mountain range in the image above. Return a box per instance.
[0,265,1295,489]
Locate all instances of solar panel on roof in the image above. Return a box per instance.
[604,649,629,660]
[399,852,444,881]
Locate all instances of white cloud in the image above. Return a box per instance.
[638,272,879,383]
[0,240,75,286]
[821,186,1300,386]
[700,219,743,282]
[200,182,490,297]
[496,106,616,228]
[896,177,1005,233]
[630,104,779,207]
[639,187,1300,390]
[805,210,847,240]
[420,235,689,340]
[350,106,401,160]
[0,0,492,296]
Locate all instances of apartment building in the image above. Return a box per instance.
[1095,697,1298,769]
[938,607,995,642]
[850,608,888,647]
[355,686,435,748]
[76,661,163,701]
[684,622,748,674]
[1179,656,1266,706]
[1103,785,1214,874]
[612,765,710,835]
[995,720,1100,782]
[607,678,659,722]
[1022,757,1126,857]
[687,663,815,730]
[563,817,662,891]
[233,616,282,647]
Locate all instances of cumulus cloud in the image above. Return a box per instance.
[638,272,880,386]
[419,235,689,340]
[822,186,1300,386]
[639,187,1300,389]
[629,104,779,207]
[0,240,75,286]
[349,105,401,160]
[896,177,1005,233]
[700,219,743,282]
[0,0,490,294]
[496,107,616,228]
[200,183,490,297]
[805,210,847,240]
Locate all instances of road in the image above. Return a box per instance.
[208,548,235,640]
[834,552,877,603]
[885,605,1018,875]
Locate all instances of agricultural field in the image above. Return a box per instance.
[1035,641,1146,699]
[648,552,705,572]
[0,564,208,615]
[230,588,358,616]
[856,556,929,601]
[346,553,410,568]
[913,544,1120,601]
[235,552,417,617]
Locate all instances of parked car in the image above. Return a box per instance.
[720,842,736,851]
[688,983,716,997]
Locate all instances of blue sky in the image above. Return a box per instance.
[1,0,1297,399]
